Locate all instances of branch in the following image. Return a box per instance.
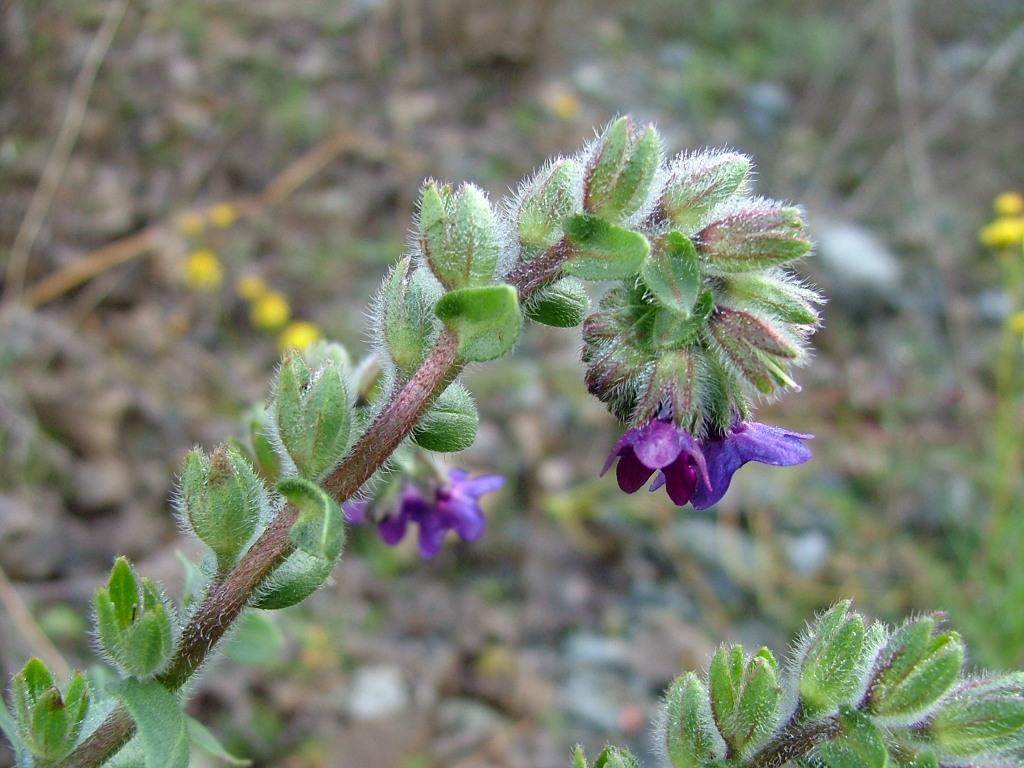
[63,240,571,768]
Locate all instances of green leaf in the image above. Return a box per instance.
[223,611,285,667]
[570,745,589,768]
[642,232,701,317]
[817,707,889,768]
[108,557,139,630]
[518,159,578,254]
[121,603,174,679]
[278,476,345,562]
[380,256,438,376]
[564,214,650,280]
[584,117,661,223]
[662,150,751,232]
[722,273,821,325]
[187,717,252,765]
[435,284,522,362]
[663,673,719,768]
[698,203,811,272]
[799,602,867,716]
[0,699,26,766]
[524,277,590,328]
[419,182,500,289]
[593,746,641,768]
[251,551,334,610]
[928,673,1024,759]
[115,679,190,768]
[412,382,479,453]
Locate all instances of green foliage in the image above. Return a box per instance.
[662,673,720,768]
[563,214,650,280]
[10,659,89,763]
[380,256,439,377]
[418,181,500,290]
[798,601,869,716]
[179,445,265,572]
[583,116,662,224]
[223,611,285,667]
[816,707,889,768]
[115,679,190,768]
[698,202,811,273]
[524,277,590,328]
[708,645,780,756]
[518,159,578,255]
[641,232,702,318]
[662,151,751,233]
[272,350,353,481]
[94,558,176,679]
[435,284,522,362]
[278,476,345,562]
[412,382,478,453]
[186,717,252,766]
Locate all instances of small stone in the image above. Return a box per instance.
[814,221,902,303]
[784,530,830,576]
[345,665,409,720]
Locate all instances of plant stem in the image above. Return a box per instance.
[747,715,840,768]
[64,241,572,767]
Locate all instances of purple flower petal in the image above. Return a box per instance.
[343,501,366,524]
[400,486,433,522]
[663,456,699,506]
[417,516,447,559]
[631,421,685,469]
[730,422,813,466]
[616,449,655,493]
[443,497,487,541]
[601,427,643,476]
[378,513,408,545]
[459,473,505,497]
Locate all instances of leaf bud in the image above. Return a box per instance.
[661,672,723,768]
[93,558,176,678]
[273,349,353,480]
[926,673,1024,760]
[524,277,590,328]
[584,116,662,224]
[180,444,265,571]
[378,256,440,377]
[866,616,964,722]
[418,181,500,290]
[11,659,90,763]
[708,644,781,756]
[661,150,751,233]
[697,201,811,272]
[518,158,579,255]
[798,601,869,717]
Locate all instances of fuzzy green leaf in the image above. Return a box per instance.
[380,256,438,376]
[698,202,811,272]
[435,284,522,362]
[251,551,334,610]
[584,117,661,223]
[412,382,479,453]
[519,159,578,254]
[116,679,190,768]
[525,277,590,328]
[799,602,867,716]
[642,232,701,317]
[223,611,285,667]
[279,476,344,563]
[187,717,252,766]
[817,707,889,768]
[928,673,1024,759]
[662,150,751,232]
[663,673,720,768]
[564,214,650,280]
[108,556,139,630]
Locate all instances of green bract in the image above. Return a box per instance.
[412,382,478,453]
[11,659,89,763]
[94,558,176,679]
[418,181,500,290]
[435,284,522,362]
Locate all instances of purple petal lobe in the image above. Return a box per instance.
[732,422,813,466]
[616,449,655,493]
[632,421,685,469]
[460,473,505,497]
[417,517,447,559]
[378,513,408,545]
[601,427,643,476]
[663,457,699,506]
[690,437,743,511]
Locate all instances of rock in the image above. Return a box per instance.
[783,530,830,576]
[564,632,630,670]
[813,221,902,305]
[745,82,791,138]
[70,457,133,513]
[345,665,409,720]
[0,492,67,579]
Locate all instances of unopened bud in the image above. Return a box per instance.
[798,601,869,716]
[418,181,500,290]
[11,659,90,763]
[518,158,578,255]
[697,201,811,272]
[584,116,662,224]
[661,150,751,232]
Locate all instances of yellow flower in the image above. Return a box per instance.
[250,290,291,330]
[979,217,1024,250]
[177,211,206,236]
[278,320,322,351]
[1009,311,1024,335]
[541,83,581,121]
[209,203,238,229]
[994,191,1024,217]
[235,274,268,302]
[183,249,224,291]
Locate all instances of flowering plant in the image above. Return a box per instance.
[3,119,1022,768]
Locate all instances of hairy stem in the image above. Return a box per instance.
[747,715,840,768]
[64,241,572,767]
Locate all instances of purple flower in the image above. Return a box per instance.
[687,421,812,510]
[603,419,812,509]
[376,469,505,559]
[601,420,710,505]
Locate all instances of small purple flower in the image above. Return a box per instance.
[603,419,812,509]
[376,469,505,559]
[687,421,812,510]
[601,420,710,505]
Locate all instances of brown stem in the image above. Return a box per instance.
[748,715,840,768]
[63,241,572,767]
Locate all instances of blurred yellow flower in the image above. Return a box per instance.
[183,249,224,291]
[979,217,1024,250]
[251,290,291,330]
[542,83,581,121]
[1009,311,1024,335]
[235,274,269,302]
[278,320,321,351]
[177,211,205,236]
[209,203,238,228]
[994,191,1024,217]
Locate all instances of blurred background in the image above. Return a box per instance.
[1,0,1023,765]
